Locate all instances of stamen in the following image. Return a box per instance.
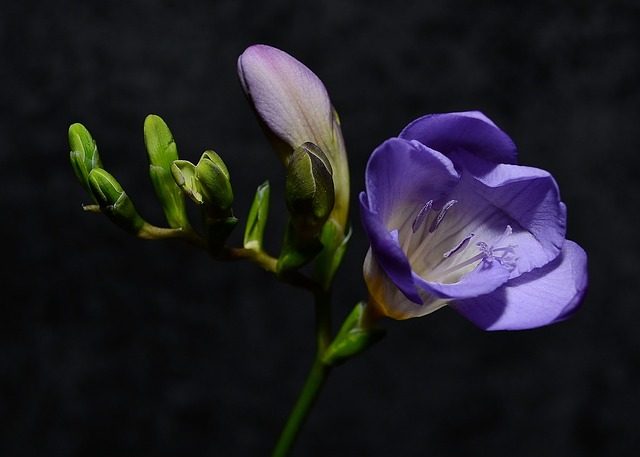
[496,225,513,244]
[429,199,457,233]
[476,225,518,270]
[476,241,492,259]
[443,233,474,258]
[412,200,433,233]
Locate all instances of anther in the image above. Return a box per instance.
[443,233,474,258]
[412,200,433,233]
[429,199,457,233]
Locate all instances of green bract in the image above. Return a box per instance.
[285,142,335,239]
[244,181,271,250]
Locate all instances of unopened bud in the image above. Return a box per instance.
[144,114,189,228]
[195,150,234,219]
[171,159,203,204]
[68,123,102,197]
[87,168,146,235]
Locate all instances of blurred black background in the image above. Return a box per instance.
[2,0,639,456]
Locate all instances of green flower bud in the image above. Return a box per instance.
[144,114,189,228]
[68,123,102,197]
[87,168,146,235]
[171,159,203,204]
[285,142,335,239]
[195,150,234,219]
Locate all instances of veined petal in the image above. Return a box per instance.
[364,138,459,229]
[360,192,421,304]
[452,150,567,275]
[238,45,333,156]
[451,240,588,330]
[399,111,518,165]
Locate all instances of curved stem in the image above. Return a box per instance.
[271,288,333,457]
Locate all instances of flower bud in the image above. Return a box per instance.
[171,159,203,204]
[87,168,146,235]
[68,123,103,198]
[195,151,234,219]
[238,44,349,233]
[144,114,190,229]
[285,142,335,239]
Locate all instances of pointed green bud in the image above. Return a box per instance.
[243,181,270,250]
[68,123,103,197]
[144,114,189,228]
[322,302,386,366]
[285,142,335,239]
[87,168,146,235]
[195,150,234,219]
[171,159,203,205]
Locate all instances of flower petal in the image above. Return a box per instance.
[453,151,567,276]
[237,44,334,159]
[364,138,459,229]
[360,192,422,303]
[399,111,518,165]
[451,240,588,330]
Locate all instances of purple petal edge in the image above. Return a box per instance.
[359,192,422,304]
[399,111,518,165]
[451,240,588,330]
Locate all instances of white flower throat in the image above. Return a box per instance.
[398,198,518,284]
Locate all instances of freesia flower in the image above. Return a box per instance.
[360,111,587,330]
[237,44,349,233]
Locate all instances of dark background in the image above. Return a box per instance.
[2,0,639,456]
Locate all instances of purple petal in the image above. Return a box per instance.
[399,111,518,165]
[451,240,588,330]
[360,192,422,304]
[453,151,567,275]
[237,44,334,155]
[364,138,459,227]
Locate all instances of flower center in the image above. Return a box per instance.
[401,199,518,284]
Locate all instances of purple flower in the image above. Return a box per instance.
[360,111,587,330]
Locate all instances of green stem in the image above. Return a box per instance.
[271,288,333,457]
[270,357,331,457]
